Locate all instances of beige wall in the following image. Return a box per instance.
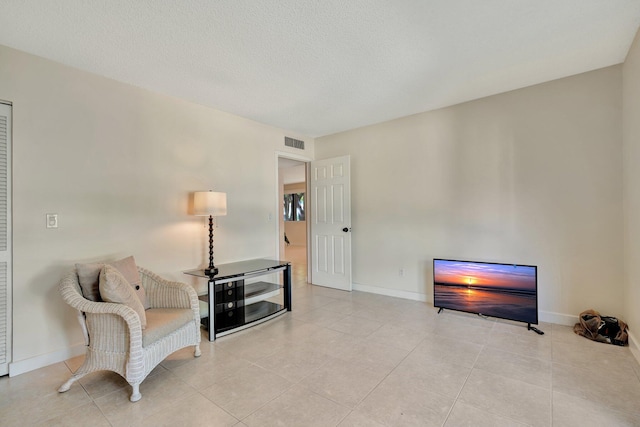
[623,28,640,360]
[316,66,623,325]
[0,44,314,373]
[283,182,307,246]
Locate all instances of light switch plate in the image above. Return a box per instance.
[46,213,58,228]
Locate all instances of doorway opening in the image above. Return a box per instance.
[277,157,308,287]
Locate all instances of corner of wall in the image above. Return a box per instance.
[622,24,640,353]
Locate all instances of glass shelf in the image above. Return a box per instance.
[245,301,285,324]
[184,259,289,280]
[245,281,281,298]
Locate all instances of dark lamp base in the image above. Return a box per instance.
[205,266,219,276]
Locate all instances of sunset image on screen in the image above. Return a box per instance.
[433,260,536,291]
[433,259,538,324]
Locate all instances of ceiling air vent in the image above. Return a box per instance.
[284,136,305,150]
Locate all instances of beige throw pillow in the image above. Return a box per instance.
[99,265,147,329]
[110,256,149,309]
[76,255,149,309]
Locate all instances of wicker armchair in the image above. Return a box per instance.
[57,267,201,402]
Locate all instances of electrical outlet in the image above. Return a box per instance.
[399,268,404,277]
[46,213,58,229]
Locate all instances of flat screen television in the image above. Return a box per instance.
[433,258,538,325]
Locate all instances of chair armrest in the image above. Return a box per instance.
[59,271,143,358]
[138,268,199,318]
[59,271,142,324]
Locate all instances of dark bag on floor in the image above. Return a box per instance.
[573,309,628,346]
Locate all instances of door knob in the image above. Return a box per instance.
[342,227,351,232]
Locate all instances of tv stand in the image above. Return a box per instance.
[528,324,544,335]
[184,259,291,341]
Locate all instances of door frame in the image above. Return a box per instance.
[0,100,12,376]
[274,151,312,283]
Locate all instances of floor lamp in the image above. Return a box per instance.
[193,190,227,276]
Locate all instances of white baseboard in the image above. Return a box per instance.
[9,343,85,377]
[538,310,578,326]
[628,330,640,367]
[352,282,579,327]
[352,282,428,302]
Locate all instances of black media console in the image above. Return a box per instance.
[185,259,292,341]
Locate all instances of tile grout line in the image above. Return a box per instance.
[443,321,552,426]
[439,321,490,426]
[335,332,429,426]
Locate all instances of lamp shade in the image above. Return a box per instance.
[193,191,227,216]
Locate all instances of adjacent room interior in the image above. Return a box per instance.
[278,157,309,285]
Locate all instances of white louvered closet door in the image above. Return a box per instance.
[0,102,11,376]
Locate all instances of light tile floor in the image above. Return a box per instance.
[2,250,640,426]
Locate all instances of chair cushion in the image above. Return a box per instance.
[142,308,194,347]
[76,256,149,309]
[99,265,147,329]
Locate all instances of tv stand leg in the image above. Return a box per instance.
[437,307,443,314]
[528,323,544,335]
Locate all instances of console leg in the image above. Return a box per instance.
[437,307,443,314]
[284,263,292,311]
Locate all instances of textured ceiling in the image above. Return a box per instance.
[1,1,640,137]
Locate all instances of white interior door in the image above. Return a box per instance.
[0,102,12,376]
[310,155,352,291]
